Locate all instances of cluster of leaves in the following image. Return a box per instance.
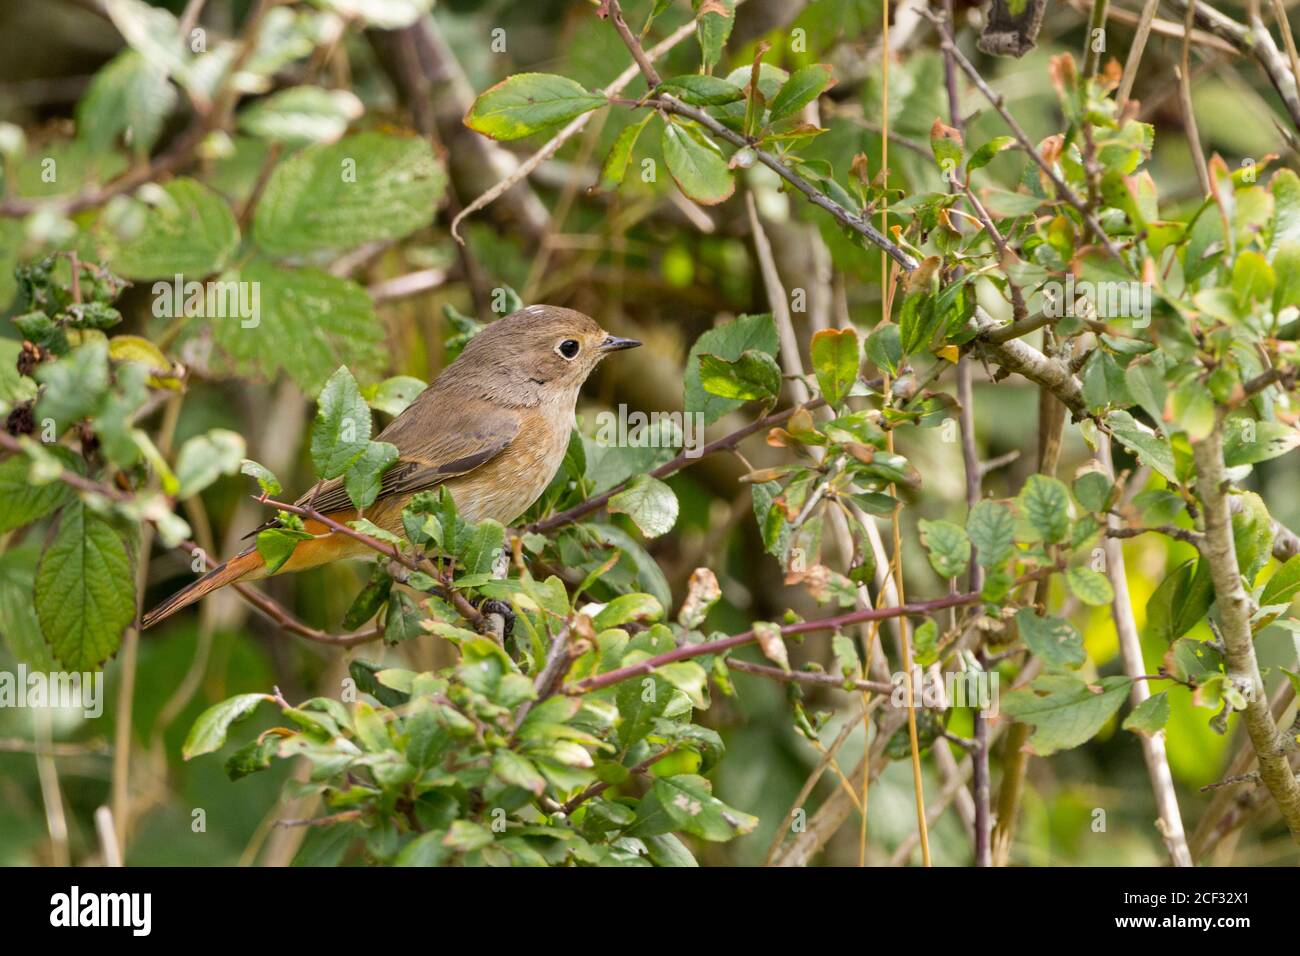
[185,527,754,866]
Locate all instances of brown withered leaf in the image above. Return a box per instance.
[678,567,722,629]
[752,621,790,672]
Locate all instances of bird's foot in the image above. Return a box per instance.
[473,597,515,643]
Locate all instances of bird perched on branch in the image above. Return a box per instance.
[142,305,640,629]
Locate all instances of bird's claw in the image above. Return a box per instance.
[474,598,515,643]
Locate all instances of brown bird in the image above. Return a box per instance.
[142,305,639,629]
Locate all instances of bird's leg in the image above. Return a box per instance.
[471,596,516,643]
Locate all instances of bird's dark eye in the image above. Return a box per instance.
[557,339,580,359]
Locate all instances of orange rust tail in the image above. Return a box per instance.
[141,547,265,630]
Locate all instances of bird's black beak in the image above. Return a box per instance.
[599,335,641,352]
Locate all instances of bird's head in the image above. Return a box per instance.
[446,304,640,404]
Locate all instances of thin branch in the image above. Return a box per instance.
[1099,436,1193,866]
[922,8,1126,263]
[1193,419,1300,842]
[450,3,726,239]
[565,591,979,695]
[524,398,827,534]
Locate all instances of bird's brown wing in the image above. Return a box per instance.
[248,393,520,530]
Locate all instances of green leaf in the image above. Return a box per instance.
[237,86,363,145]
[240,458,282,498]
[661,120,734,206]
[1230,491,1274,586]
[343,564,392,629]
[966,135,1015,173]
[492,750,546,795]
[616,675,672,749]
[1019,474,1071,544]
[77,49,176,157]
[865,323,902,376]
[656,75,744,106]
[213,260,386,394]
[35,503,136,669]
[1146,558,1214,644]
[599,114,654,191]
[684,313,779,424]
[256,526,313,574]
[1231,249,1275,308]
[0,546,57,670]
[1261,554,1300,607]
[912,618,939,667]
[1223,417,1300,467]
[0,450,75,533]
[594,593,664,631]
[253,131,445,255]
[364,375,426,417]
[1066,566,1114,606]
[918,519,970,579]
[897,290,942,355]
[183,693,271,760]
[810,327,859,407]
[344,440,399,510]
[464,73,607,140]
[695,0,735,72]
[34,339,110,431]
[1123,691,1171,736]
[768,64,834,123]
[457,518,506,577]
[384,590,424,645]
[1271,241,1300,313]
[649,773,756,841]
[1015,608,1085,669]
[108,177,238,279]
[929,118,963,178]
[174,428,246,499]
[1001,674,1131,756]
[1107,410,1177,481]
[1072,470,1114,514]
[697,348,781,401]
[1167,379,1214,442]
[311,366,372,480]
[608,474,679,538]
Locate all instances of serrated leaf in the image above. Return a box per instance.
[1066,565,1114,606]
[656,75,744,106]
[1015,608,1085,669]
[253,131,445,255]
[174,428,246,499]
[312,366,372,479]
[661,120,734,206]
[967,135,1015,173]
[599,113,654,190]
[213,260,385,394]
[0,450,75,533]
[238,85,363,145]
[108,177,237,279]
[768,64,834,123]
[1123,691,1170,736]
[695,0,735,72]
[344,440,399,510]
[183,693,271,759]
[1019,474,1071,544]
[77,49,176,157]
[464,72,607,141]
[697,348,781,401]
[608,474,679,538]
[918,518,970,579]
[1001,674,1131,755]
[35,503,136,670]
[650,773,756,841]
[684,313,778,424]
